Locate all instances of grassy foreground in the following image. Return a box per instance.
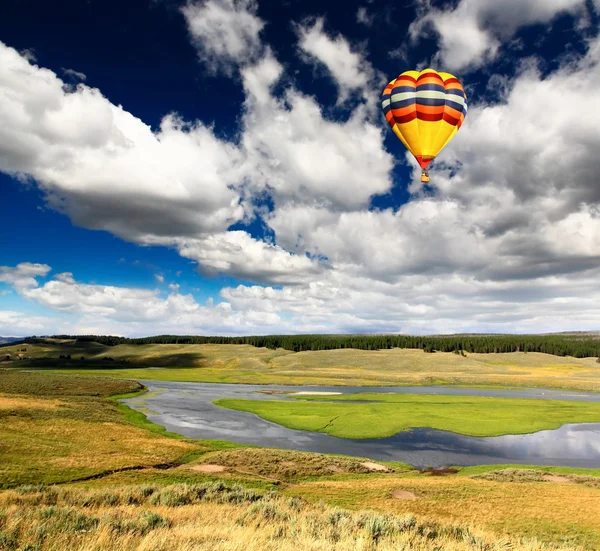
[214,393,600,438]
[1,370,600,548]
[2,483,585,551]
[5,340,600,391]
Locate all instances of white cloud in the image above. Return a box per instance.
[297,18,383,107]
[0,42,247,243]
[182,0,264,74]
[0,263,51,291]
[240,54,393,210]
[3,26,600,336]
[221,268,600,335]
[0,310,65,336]
[356,7,373,27]
[155,274,165,283]
[266,36,600,284]
[173,231,325,285]
[410,0,587,71]
[4,267,285,336]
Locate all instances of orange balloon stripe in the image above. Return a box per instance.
[416,104,445,115]
[382,83,395,96]
[443,112,460,126]
[444,105,463,120]
[417,76,444,86]
[392,105,416,117]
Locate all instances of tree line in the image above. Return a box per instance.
[38,333,600,358]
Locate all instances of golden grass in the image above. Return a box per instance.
[285,475,600,547]
[0,395,62,410]
[0,379,201,488]
[18,342,600,391]
[186,448,402,482]
[0,483,586,551]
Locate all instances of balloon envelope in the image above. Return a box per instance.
[382,68,467,172]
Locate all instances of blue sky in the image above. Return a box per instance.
[0,0,599,337]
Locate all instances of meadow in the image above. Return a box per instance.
[214,393,600,438]
[1,369,600,548]
[5,339,600,391]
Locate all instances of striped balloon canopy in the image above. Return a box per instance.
[382,68,467,182]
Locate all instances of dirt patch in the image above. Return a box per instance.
[420,467,459,476]
[360,462,389,472]
[291,391,343,396]
[327,465,346,473]
[191,464,227,473]
[280,461,296,467]
[543,475,573,484]
[391,489,418,500]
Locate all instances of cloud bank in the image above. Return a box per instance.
[2,0,600,336]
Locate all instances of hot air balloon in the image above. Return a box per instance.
[382,68,467,183]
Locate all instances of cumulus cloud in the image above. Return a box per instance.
[240,54,393,210]
[182,0,264,74]
[0,310,65,336]
[3,266,285,336]
[0,263,51,291]
[266,35,600,285]
[221,268,600,335]
[3,19,600,336]
[297,17,383,107]
[0,42,247,243]
[409,0,587,71]
[173,231,325,285]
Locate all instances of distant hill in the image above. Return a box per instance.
[0,337,23,345]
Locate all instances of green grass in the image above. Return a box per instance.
[5,340,600,392]
[214,393,600,438]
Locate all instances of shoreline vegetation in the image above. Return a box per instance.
[1,369,600,548]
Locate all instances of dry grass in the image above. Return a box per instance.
[285,474,600,547]
[0,483,585,551]
[17,343,600,391]
[188,448,401,482]
[0,372,201,488]
[472,468,600,489]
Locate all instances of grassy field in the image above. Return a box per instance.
[0,370,205,488]
[3,483,586,551]
[214,393,600,438]
[1,370,600,548]
[4,340,600,391]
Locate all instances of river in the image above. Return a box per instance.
[123,381,600,468]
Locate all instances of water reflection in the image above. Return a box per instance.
[123,381,600,468]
